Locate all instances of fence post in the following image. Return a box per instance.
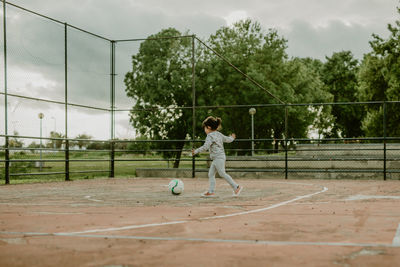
[191,35,196,178]
[64,23,70,181]
[383,101,387,181]
[4,139,9,184]
[109,40,116,178]
[110,141,115,178]
[3,0,9,184]
[284,105,288,179]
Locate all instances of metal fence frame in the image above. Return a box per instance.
[1,1,399,184]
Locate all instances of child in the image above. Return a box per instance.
[192,116,243,197]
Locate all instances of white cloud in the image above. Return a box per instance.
[279,19,387,60]
[224,10,249,26]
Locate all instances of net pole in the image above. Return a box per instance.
[3,0,9,184]
[285,105,288,179]
[109,41,116,178]
[64,23,70,181]
[191,35,196,178]
[383,101,387,180]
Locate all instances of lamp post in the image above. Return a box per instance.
[38,113,44,171]
[249,108,256,156]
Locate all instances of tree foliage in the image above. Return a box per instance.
[9,131,24,148]
[321,51,364,137]
[357,7,400,137]
[197,20,331,151]
[74,134,92,149]
[47,131,65,149]
[125,28,195,166]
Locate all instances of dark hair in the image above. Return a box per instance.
[202,116,222,130]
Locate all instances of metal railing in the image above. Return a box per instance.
[2,132,399,183]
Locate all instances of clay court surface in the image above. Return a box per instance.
[0,177,399,267]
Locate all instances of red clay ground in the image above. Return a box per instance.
[0,178,399,266]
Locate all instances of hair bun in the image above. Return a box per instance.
[202,116,222,130]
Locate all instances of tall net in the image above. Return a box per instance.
[1,2,399,183]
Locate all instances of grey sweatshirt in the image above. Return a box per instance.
[194,131,234,160]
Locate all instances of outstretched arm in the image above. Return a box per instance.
[192,135,212,155]
[223,133,236,143]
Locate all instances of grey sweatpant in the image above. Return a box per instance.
[208,158,238,193]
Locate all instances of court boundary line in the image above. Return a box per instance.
[58,185,328,235]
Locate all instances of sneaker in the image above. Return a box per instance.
[233,185,243,197]
[201,191,216,198]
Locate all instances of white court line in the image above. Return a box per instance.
[346,195,400,201]
[267,181,315,186]
[393,223,400,247]
[57,221,189,235]
[58,185,328,235]
[200,187,328,220]
[84,196,103,202]
[288,202,331,205]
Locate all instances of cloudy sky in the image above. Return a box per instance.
[8,0,398,58]
[1,0,399,141]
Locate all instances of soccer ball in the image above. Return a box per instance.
[168,179,184,195]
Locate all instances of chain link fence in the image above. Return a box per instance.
[1,1,399,184]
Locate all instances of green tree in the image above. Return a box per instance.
[284,58,333,141]
[28,141,40,154]
[74,134,92,149]
[124,28,195,167]
[321,51,364,138]
[9,131,23,148]
[298,58,334,139]
[47,131,64,149]
[357,8,400,137]
[87,141,108,150]
[127,136,153,155]
[200,20,331,152]
[193,20,268,154]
